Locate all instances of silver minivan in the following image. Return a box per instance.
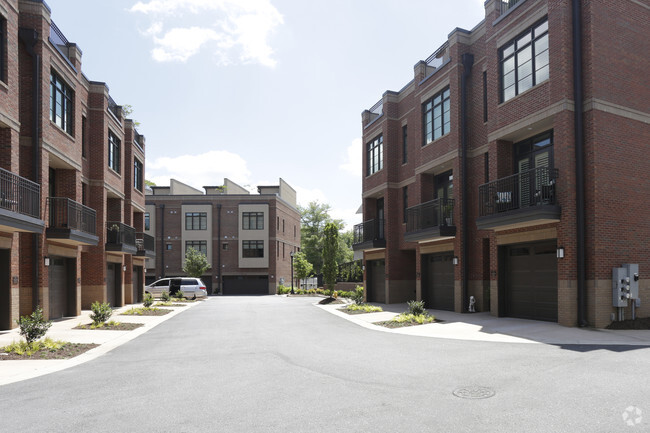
[145,277,208,299]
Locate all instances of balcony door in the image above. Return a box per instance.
[376,198,384,240]
[435,171,453,225]
[515,132,553,208]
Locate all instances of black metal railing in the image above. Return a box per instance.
[369,98,383,115]
[108,96,121,121]
[406,198,454,233]
[49,21,69,47]
[353,218,385,245]
[479,166,559,217]
[106,221,136,247]
[337,260,363,283]
[133,129,144,151]
[425,42,449,69]
[48,197,96,235]
[0,167,41,219]
[498,0,523,15]
[135,232,154,253]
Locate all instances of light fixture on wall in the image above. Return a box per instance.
[123,265,127,272]
[44,257,50,267]
[453,257,459,265]
[557,247,565,259]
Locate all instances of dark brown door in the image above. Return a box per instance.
[367,260,386,303]
[0,250,11,329]
[106,264,116,306]
[49,257,68,319]
[422,253,454,311]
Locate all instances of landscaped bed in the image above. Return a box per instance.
[75,321,144,331]
[375,314,438,329]
[0,339,98,360]
[154,302,187,307]
[120,307,172,316]
[339,304,383,315]
[606,317,650,330]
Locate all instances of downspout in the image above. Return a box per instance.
[572,0,587,326]
[460,53,474,312]
[19,28,41,309]
[160,204,165,279]
[216,204,222,295]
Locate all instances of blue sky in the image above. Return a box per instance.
[48,0,486,229]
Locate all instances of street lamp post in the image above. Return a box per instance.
[290,251,295,294]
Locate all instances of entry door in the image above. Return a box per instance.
[49,257,68,319]
[423,253,454,311]
[367,260,385,304]
[106,264,116,306]
[133,266,143,303]
[0,250,10,329]
[435,171,453,224]
[376,199,384,239]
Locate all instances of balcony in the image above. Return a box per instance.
[404,198,456,243]
[46,197,98,245]
[0,168,45,234]
[497,0,523,15]
[135,232,155,258]
[476,166,561,231]
[352,219,386,251]
[106,221,137,254]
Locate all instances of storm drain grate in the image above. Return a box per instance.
[453,386,495,399]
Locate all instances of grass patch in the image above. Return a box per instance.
[75,320,144,331]
[376,313,436,329]
[339,304,383,314]
[120,307,172,317]
[0,338,98,360]
[153,302,187,307]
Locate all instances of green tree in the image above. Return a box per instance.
[292,251,313,289]
[322,222,339,292]
[183,247,211,277]
[299,201,345,273]
[122,104,141,127]
[145,179,156,187]
[337,229,354,264]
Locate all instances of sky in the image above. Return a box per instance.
[47,0,486,229]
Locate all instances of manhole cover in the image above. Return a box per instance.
[453,386,495,399]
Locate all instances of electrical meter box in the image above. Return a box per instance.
[623,263,639,299]
[612,264,639,307]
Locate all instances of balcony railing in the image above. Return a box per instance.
[48,197,96,235]
[406,198,454,233]
[0,167,40,219]
[135,232,154,254]
[108,96,121,122]
[498,0,523,15]
[479,166,559,217]
[107,222,136,247]
[353,218,385,245]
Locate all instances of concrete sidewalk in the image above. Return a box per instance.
[0,300,206,386]
[318,301,650,346]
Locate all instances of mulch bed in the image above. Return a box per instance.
[374,319,440,329]
[339,307,378,315]
[120,308,172,316]
[318,298,345,305]
[154,303,186,308]
[606,317,650,330]
[0,343,99,360]
[74,322,144,331]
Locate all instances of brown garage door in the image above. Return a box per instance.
[49,257,68,319]
[422,253,455,311]
[505,241,557,322]
[366,260,386,304]
[223,276,268,295]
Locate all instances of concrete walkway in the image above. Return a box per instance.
[0,300,204,386]
[317,301,650,346]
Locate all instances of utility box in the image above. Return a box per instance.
[613,267,630,307]
[623,263,640,299]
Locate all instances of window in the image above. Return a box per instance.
[144,212,150,231]
[366,134,383,176]
[484,153,489,184]
[166,243,172,250]
[108,131,121,173]
[134,159,143,192]
[0,16,5,83]
[482,71,488,122]
[282,219,285,233]
[402,125,408,164]
[294,225,296,238]
[242,240,264,258]
[423,88,450,145]
[222,243,229,250]
[81,116,87,157]
[500,18,549,102]
[185,212,207,230]
[50,70,74,134]
[82,183,87,205]
[185,240,207,257]
[403,186,408,223]
[242,212,263,230]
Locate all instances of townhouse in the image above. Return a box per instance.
[0,0,153,329]
[145,178,300,295]
[354,0,650,327]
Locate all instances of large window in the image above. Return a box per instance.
[50,70,74,134]
[185,240,207,257]
[242,212,263,230]
[366,134,383,176]
[108,131,120,173]
[144,212,150,231]
[422,87,450,145]
[185,212,207,230]
[500,18,549,102]
[1,16,6,83]
[134,159,143,191]
[402,125,408,164]
[242,240,264,258]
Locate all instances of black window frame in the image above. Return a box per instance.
[50,70,74,135]
[144,212,150,231]
[403,186,408,223]
[185,240,207,257]
[242,212,264,230]
[242,240,264,258]
[366,134,383,176]
[134,158,143,192]
[402,125,408,164]
[81,116,87,158]
[185,212,207,230]
[108,131,121,173]
[1,15,6,83]
[499,17,549,103]
[422,87,451,145]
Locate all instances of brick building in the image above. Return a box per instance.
[354,0,650,327]
[0,0,153,329]
[145,178,300,295]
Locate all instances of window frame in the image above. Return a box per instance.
[366,134,383,176]
[50,70,74,135]
[242,240,264,258]
[422,87,451,145]
[144,212,150,231]
[0,16,5,83]
[402,125,408,164]
[242,212,264,230]
[185,212,207,230]
[185,240,207,257]
[108,131,121,173]
[134,158,143,192]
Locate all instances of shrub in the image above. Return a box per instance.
[392,313,435,324]
[277,285,290,295]
[347,304,383,313]
[4,337,64,356]
[161,291,171,302]
[90,301,113,325]
[174,290,185,300]
[352,286,364,305]
[332,291,338,299]
[16,306,52,344]
[407,300,426,316]
[143,293,154,307]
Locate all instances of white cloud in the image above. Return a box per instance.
[340,138,361,177]
[146,150,251,189]
[130,0,283,67]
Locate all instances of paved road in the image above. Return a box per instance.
[1,296,648,432]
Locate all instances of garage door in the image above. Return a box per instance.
[366,260,385,304]
[422,253,455,311]
[0,250,11,329]
[505,241,557,322]
[222,276,268,295]
[49,257,68,319]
